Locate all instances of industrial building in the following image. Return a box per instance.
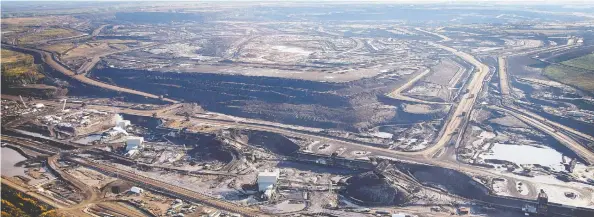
[257,169,280,200]
[125,136,145,157]
[129,186,144,194]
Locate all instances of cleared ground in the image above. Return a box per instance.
[408,58,465,101]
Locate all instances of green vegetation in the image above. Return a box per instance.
[1,49,44,84]
[544,64,594,92]
[561,53,594,71]
[1,184,64,217]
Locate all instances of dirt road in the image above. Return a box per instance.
[421,42,491,157]
[415,27,451,41]
[490,106,594,165]
[386,68,451,105]
[76,42,161,75]
[498,56,511,95]
[71,158,272,217]
[2,44,178,103]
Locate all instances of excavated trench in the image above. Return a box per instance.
[344,162,492,205]
[397,163,490,200]
[344,171,407,205]
[185,134,234,164]
[161,131,235,164]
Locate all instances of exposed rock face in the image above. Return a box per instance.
[402,164,491,199]
[2,84,68,99]
[344,171,404,205]
[246,130,300,156]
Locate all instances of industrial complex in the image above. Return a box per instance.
[2,1,594,217]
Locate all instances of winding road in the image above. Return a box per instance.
[2,44,178,104]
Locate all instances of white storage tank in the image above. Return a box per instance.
[126,136,144,151]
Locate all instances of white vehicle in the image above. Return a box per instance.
[522,204,537,216]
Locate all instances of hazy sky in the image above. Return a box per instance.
[1,0,592,3]
[2,0,593,7]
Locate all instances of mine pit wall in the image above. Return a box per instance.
[1,86,66,99]
[121,114,163,129]
[290,152,374,170]
[342,194,389,207]
[396,162,492,199]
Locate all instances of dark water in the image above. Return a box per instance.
[512,79,594,139]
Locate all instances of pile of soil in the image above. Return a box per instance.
[247,131,300,156]
[344,171,405,205]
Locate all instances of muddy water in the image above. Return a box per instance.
[1,147,28,177]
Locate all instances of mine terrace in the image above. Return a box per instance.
[2,1,594,217]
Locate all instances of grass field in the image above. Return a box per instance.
[561,53,594,71]
[18,28,82,44]
[544,64,594,93]
[1,49,33,64]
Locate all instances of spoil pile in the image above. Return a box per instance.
[344,171,406,205]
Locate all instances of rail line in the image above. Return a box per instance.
[69,158,272,217]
